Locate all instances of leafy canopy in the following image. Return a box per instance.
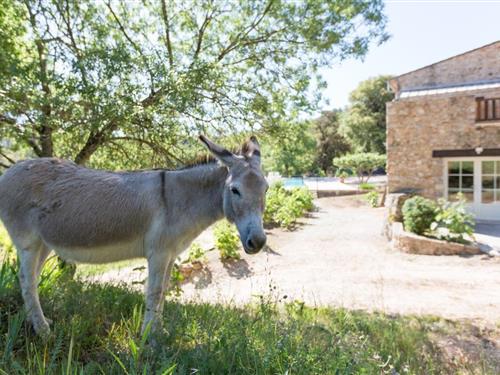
[263,121,317,176]
[339,75,394,154]
[333,152,386,183]
[0,0,388,169]
[312,110,350,174]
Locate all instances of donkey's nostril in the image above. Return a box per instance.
[246,238,255,250]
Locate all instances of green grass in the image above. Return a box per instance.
[0,251,497,374]
[76,259,146,278]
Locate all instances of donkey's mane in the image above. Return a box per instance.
[178,139,257,170]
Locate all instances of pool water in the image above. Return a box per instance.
[283,177,305,188]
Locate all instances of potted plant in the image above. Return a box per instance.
[338,171,348,183]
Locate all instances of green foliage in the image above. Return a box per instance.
[0,0,388,170]
[359,182,375,190]
[264,182,314,229]
[339,75,394,153]
[0,255,495,373]
[187,242,206,263]
[364,191,379,207]
[402,195,475,243]
[0,224,14,256]
[214,220,240,260]
[262,121,317,176]
[402,196,437,236]
[333,153,386,183]
[168,263,185,297]
[431,195,475,244]
[312,110,351,175]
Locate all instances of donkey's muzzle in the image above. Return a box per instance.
[244,233,267,254]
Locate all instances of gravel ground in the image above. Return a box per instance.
[179,196,500,323]
[92,195,500,323]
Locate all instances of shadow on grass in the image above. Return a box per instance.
[1,259,499,374]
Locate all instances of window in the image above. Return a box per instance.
[481,161,500,203]
[476,97,500,122]
[447,161,474,202]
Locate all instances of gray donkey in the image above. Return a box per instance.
[0,135,267,336]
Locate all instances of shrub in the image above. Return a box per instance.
[169,263,185,297]
[364,191,379,207]
[402,194,475,243]
[0,224,14,255]
[431,195,475,243]
[291,187,314,212]
[264,182,314,229]
[402,196,437,235]
[187,242,205,263]
[359,182,375,191]
[333,153,386,183]
[214,220,240,259]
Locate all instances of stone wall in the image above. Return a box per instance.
[386,87,500,198]
[389,41,500,93]
[391,222,481,256]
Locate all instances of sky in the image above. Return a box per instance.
[320,0,500,110]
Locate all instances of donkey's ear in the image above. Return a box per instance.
[199,135,237,167]
[242,135,261,165]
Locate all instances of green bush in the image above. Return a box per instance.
[402,196,437,235]
[402,194,475,243]
[333,153,386,183]
[364,191,379,207]
[187,242,205,263]
[214,220,240,259]
[359,182,375,191]
[0,224,14,255]
[335,167,354,177]
[264,182,314,229]
[431,195,475,243]
[169,263,185,297]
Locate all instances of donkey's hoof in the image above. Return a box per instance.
[33,320,51,339]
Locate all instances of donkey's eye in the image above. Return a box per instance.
[231,187,241,196]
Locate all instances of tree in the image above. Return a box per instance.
[339,75,394,154]
[312,110,350,175]
[333,152,386,183]
[0,0,388,170]
[263,121,316,176]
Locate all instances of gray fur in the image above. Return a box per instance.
[0,137,267,337]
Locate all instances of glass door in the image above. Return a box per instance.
[478,160,500,221]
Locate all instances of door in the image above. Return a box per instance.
[444,158,500,221]
[477,160,500,221]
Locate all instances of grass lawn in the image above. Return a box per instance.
[1,256,498,374]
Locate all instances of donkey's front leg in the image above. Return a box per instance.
[18,245,51,337]
[142,252,174,335]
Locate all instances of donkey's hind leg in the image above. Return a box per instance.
[17,242,51,336]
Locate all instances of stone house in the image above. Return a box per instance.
[386,40,500,221]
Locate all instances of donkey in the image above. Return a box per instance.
[0,135,267,336]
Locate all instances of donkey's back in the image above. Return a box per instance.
[0,158,159,253]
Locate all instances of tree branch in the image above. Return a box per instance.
[24,0,54,157]
[160,0,174,68]
[217,0,275,61]
[106,1,155,91]
[191,5,216,64]
[74,120,119,165]
[0,149,16,165]
[109,136,184,164]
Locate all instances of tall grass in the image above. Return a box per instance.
[0,254,497,374]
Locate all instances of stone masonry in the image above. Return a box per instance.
[389,41,500,93]
[387,41,500,198]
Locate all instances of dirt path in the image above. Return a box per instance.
[178,196,500,324]
[92,196,500,323]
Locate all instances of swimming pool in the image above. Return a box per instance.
[283,177,305,188]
